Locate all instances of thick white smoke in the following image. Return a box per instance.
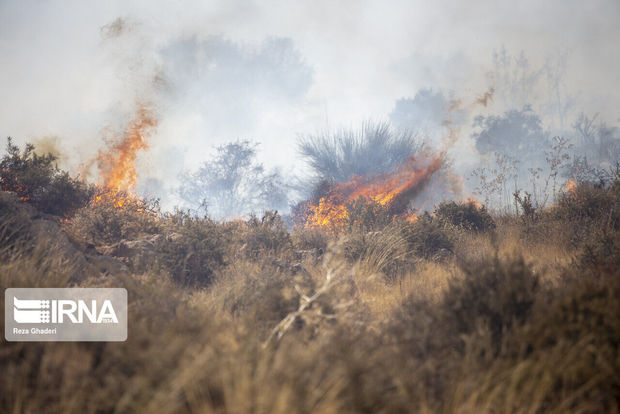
[0,0,618,210]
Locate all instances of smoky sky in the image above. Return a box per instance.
[1,0,619,208]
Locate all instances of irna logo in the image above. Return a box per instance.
[13,297,119,324]
[5,288,127,342]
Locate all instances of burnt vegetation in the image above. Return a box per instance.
[1,133,620,414]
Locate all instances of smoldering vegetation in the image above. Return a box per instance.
[1,115,619,413]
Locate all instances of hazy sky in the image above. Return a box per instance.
[1,0,618,206]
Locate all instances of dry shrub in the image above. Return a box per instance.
[385,255,540,409]
[346,196,392,231]
[455,264,620,413]
[2,144,620,413]
[578,227,620,273]
[401,213,453,261]
[206,260,301,338]
[68,195,162,246]
[154,210,231,286]
[434,200,495,232]
[442,255,539,353]
[291,225,331,256]
[242,211,292,259]
[0,138,93,217]
[552,180,620,227]
[0,191,35,257]
[0,248,233,413]
[340,224,409,282]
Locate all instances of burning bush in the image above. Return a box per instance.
[0,138,93,217]
[346,197,393,232]
[67,190,162,246]
[297,151,444,233]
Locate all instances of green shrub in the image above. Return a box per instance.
[0,138,93,217]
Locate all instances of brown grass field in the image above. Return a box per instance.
[1,143,619,413]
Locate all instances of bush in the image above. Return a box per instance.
[211,262,300,336]
[401,213,453,261]
[340,224,409,280]
[442,255,539,354]
[68,192,161,246]
[242,211,292,258]
[298,121,420,183]
[291,226,330,256]
[0,138,93,217]
[552,180,620,229]
[346,196,393,232]
[578,228,620,272]
[155,211,229,286]
[0,191,35,257]
[471,263,620,413]
[434,200,495,232]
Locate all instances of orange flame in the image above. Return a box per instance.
[97,105,157,193]
[83,104,158,211]
[465,198,482,209]
[304,153,443,231]
[307,198,349,232]
[564,179,577,194]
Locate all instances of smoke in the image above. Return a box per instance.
[1,0,619,211]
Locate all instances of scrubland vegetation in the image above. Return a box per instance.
[1,138,619,413]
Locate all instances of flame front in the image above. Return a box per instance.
[307,198,349,232]
[304,153,444,231]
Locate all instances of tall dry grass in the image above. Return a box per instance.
[1,179,619,413]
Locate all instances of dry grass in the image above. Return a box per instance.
[1,186,619,413]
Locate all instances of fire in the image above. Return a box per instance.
[97,105,157,193]
[564,179,577,194]
[303,153,443,231]
[404,212,419,223]
[88,187,153,215]
[85,104,157,211]
[465,198,482,209]
[307,197,349,232]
